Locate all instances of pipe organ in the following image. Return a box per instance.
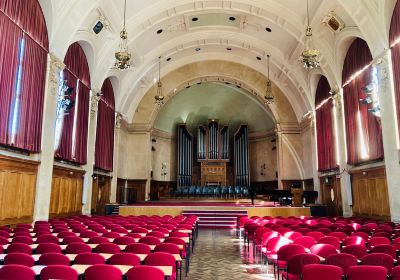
[234,125,250,187]
[177,125,193,186]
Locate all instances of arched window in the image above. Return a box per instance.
[94,78,115,171]
[0,0,48,152]
[55,42,90,164]
[315,76,337,171]
[342,38,383,165]
[390,0,400,137]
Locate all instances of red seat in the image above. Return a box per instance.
[392,266,400,280]
[282,253,320,280]
[302,264,343,280]
[7,243,32,255]
[346,265,388,280]
[95,243,121,254]
[36,234,59,244]
[343,236,366,247]
[147,231,165,238]
[113,236,136,245]
[0,264,35,280]
[144,252,177,280]
[35,243,62,254]
[126,265,165,280]
[325,253,358,274]
[80,231,99,238]
[12,236,33,245]
[341,244,367,260]
[38,253,70,266]
[62,236,85,245]
[370,244,397,258]
[84,264,123,280]
[275,244,305,279]
[125,243,152,254]
[102,232,121,238]
[361,253,394,273]
[309,244,337,258]
[139,236,162,246]
[368,237,390,249]
[317,236,341,250]
[74,252,106,264]
[306,232,325,241]
[88,236,110,244]
[65,242,92,254]
[40,265,78,280]
[4,253,35,267]
[108,252,141,266]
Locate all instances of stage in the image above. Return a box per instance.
[119,200,311,220]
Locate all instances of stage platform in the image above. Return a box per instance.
[119,200,311,222]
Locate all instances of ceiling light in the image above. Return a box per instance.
[157,29,163,34]
[256,56,262,61]
[154,56,164,107]
[195,47,201,52]
[166,57,171,61]
[114,0,131,70]
[226,47,232,51]
[192,17,199,22]
[264,54,274,104]
[229,17,236,21]
[299,0,321,69]
[265,27,272,32]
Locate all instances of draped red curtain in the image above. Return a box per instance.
[390,0,400,138]
[56,43,90,164]
[342,38,384,165]
[94,79,115,171]
[0,0,48,152]
[315,76,337,171]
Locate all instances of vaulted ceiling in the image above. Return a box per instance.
[39,0,396,122]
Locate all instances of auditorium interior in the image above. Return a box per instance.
[1,0,400,279]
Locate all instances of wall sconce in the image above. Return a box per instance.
[260,163,266,176]
[161,162,167,177]
[271,139,277,150]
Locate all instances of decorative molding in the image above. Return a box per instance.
[126,123,152,133]
[90,90,101,118]
[115,112,123,129]
[48,53,65,96]
[151,128,174,140]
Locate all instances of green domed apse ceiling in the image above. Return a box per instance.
[153,82,275,134]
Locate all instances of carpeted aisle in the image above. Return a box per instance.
[187,229,274,280]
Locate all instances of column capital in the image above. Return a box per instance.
[115,112,123,129]
[90,90,101,118]
[48,53,65,95]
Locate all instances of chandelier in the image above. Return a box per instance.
[264,55,274,104]
[299,0,321,69]
[154,56,165,107]
[114,0,131,70]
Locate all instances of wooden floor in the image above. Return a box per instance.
[187,229,274,280]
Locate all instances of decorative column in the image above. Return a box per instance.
[276,126,284,189]
[375,51,400,222]
[81,90,101,214]
[33,54,65,221]
[309,114,321,203]
[333,91,353,217]
[110,113,122,203]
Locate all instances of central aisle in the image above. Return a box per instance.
[187,229,274,280]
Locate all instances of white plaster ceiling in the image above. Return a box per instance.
[39,0,394,122]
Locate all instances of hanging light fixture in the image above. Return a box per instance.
[154,56,164,107]
[264,55,274,104]
[114,0,131,70]
[299,0,321,69]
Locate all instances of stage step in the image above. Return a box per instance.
[183,209,247,229]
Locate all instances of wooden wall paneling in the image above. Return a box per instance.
[351,168,390,220]
[116,178,126,204]
[0,155,38,225]
[50,166,84,218]
[319,176,342,217]
[91,175,111,215]
[126,180,147,202]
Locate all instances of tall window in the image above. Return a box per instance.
[390,0,400,140]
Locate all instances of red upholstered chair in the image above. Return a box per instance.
[57,231,77,238]
[341,244,367,260]
[0,236,9,245]
[351,231,370,241]
[295,228,312,235]
[40,265,78,280]
[102,232,121,238]
[328,231,347,241]
[317,236,341,250]
[126,266,165,280]
[80,231,99,238]
[147,231,165,238]
[84,264,123,280]
[153,227,170,234]
[370,244,397,258]
[309,244,338,259]
[325,253,358,274]
[306,232,325,241]
[108,253,141,266]
[7,243,32,255]
[367,237,390,249]
[65,242,92,254]
[113,236,136,245]
[282,253,320,280]
[343,236,366,247]
[4,253,35,267]
[127,233,143,239]
[154,243,181,254]
[35,242,62,254]
[131,227,148,234]
[0,231,10,238]
[139,236,162,246]
[95,243,121,254]
[0,264,35,280]
[36,234,59,244]
[302,264,343,280]
[12,236,33,245]
[361,253,394,273]
[62,236,84,245]
[262,236,291,264]
[74,252,106,265]
[87,236,110,244]
[144,252,177,280]
[315,228,332,236]
[38,253,71,266]
[391,266,400,280]
[125,243,152,254]
[346,265,388,280]
[111,227,129,234]
[283,231,302,241]
[275,244,305,279]
[0,226,12,233]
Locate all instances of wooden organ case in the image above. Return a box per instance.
[197,121,230,186]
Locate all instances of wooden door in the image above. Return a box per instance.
[320,176,342,217]
[91,175,111,215]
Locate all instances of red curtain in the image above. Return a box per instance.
[56,43,91,164]
[94,78,115,171]
[315,76,337,171]
[390,0,400,138]
[0,0,48,152]
[342,38,384,165]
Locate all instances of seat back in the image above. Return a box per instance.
[108,253,141,266]
[346,265,387,280]
[4,253,35,267]
[94,243,121,254]
[125,243,152,254]
[36,243,62,254]
[39,253,70,266]
[317,236,341,250]
[84,264,123,280]
[126,265,165,280]
[286,253,320,276]
[293,236,316,249]
[40,265,78,280]
[138,236,162,245]
[74,253,106,265]
[370,244,396,258]
[309,244,337,258]
[302,264,343,280]
[0,264,35,280]
[7,243,32,255]
[325,253,358,274]
[65,242,92,254]
[341,244,367,260]
[361,253,394,272]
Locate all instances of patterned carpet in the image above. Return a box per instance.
[186,229,275,280]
